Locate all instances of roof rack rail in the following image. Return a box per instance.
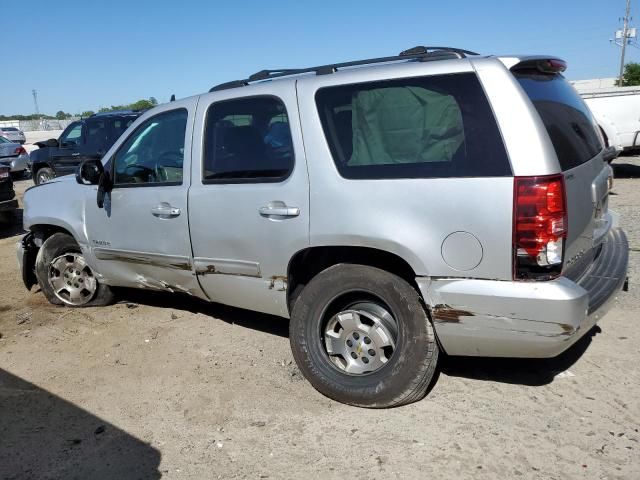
[209,46,479,92]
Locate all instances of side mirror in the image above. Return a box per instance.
[96,171,113,209]
[46,138,59,148]
[76,159,104,185]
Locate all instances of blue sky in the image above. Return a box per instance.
[3,0,636,115]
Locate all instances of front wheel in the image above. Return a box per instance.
[35,233,114,307]
[289,264,439,408]
[34,167,54,185]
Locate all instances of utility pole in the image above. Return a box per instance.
[619,0,632,84]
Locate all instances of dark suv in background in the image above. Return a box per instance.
[30,110,142,185]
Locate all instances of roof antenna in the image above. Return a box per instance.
[170,94,176,102]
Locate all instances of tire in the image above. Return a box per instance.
[0,211,16,224]
[34,167,54,185]
[35,233,114,307]
[289,264,439,408]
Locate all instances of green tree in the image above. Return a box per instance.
[128,98,157,110]
[55,110,70,119]
[619,62,640,86]
[80,110,95,117]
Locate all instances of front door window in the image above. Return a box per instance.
[113,109,187,185]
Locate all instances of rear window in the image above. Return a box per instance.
[315,73,511,179]
[2,127,18,132]
[516,73,602,170]
[202,96,294,183]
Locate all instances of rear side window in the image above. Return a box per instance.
[203,96,294,183]
[85,119,108,151]
[315,73,511,179]
[516,73,602,170]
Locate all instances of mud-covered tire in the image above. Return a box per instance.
[35,233,114,307]
[289,264,439,408]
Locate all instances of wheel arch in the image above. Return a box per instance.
[29,223,78,244]
[287,245,420,314]
[21,225,80,291]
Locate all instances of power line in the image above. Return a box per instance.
[31,89,40,117]
[612,0,637,83]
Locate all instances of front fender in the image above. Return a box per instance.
[23,179,90,250]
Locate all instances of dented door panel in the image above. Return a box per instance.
[188,81,310,318]
[83,97,204,297]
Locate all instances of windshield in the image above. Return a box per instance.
[516,73,602,170]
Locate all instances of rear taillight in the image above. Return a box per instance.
[15,146,27,156]
[513,175,567,280]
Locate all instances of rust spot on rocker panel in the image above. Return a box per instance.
[432,304,475,323]
[269,276,288,291]
[195,264,217,275]
[105,253,191,271]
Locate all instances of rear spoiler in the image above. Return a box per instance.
[499,56,567,74]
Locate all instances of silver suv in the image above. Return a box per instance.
[17,47,629,407]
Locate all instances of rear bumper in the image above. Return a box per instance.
[1,154,29,172]
[419,228,629,358]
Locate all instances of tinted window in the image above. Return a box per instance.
[85,119,111,151]
[2,127,18,132]
[0,136,9,144]
[315,73,511,179]
[60,123,83,146]
[113,109,187,186]
[108,117,136,144]
[516,73,602,170]
[203,96,293,183]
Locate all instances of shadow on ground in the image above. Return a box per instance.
[116,287,290,338]
[116,287,599,388]
[440,325,601,386]
[0,369,161,479]
[612,161,640,179]
[0,208,25,241]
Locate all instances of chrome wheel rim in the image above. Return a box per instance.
[323,301,398,375]
[37,171,51,184]
[48,253,97,306]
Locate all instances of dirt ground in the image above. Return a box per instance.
[1,159,639,480]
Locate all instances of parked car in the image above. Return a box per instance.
[0,166,18,223]
[573,84,640,157]
[0,136,29,177]
[0,126,26,144]
[17,47,629,408]
[29,111,141,185]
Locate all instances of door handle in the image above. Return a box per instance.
[72,152,80,157]
[259,202,300,218]
[151,203,181,218]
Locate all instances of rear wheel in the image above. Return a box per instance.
[289,264,439,408]
[35,233,114,307]
[35,167,54,185]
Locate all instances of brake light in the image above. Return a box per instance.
[15,146,27,155]
[539,59,567,73]
[513,175,567,280]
